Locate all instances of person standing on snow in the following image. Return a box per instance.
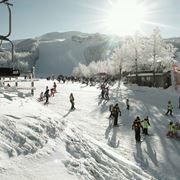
[132,116,143,142]
[53,82,57,93]
[165,100,173,116]
[109,104,114,119]
[126,99,130,110]
[69,93,75,110]
[44,86,49,104]
[141,116,151,135]
[112,103,121,126]
[104,86,110,100]
[167,121,174,137]
[38,92,44,102]
[101,83,105,99]
[50,88,55,97]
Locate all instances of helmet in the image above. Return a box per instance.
[136,116,140,120]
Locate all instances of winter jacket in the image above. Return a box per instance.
[167,103,173,110]
[112,106,121,117]
[142,119,150,129]
[70,95,74,102]
[44,89,49,97]
[132,120,143,131]
[168,124,174,132]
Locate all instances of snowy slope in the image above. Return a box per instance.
[35,32,116,77]
[0,79,180,179]
[2,31,120,76]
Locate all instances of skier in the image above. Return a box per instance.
[112,103,121,126]
[50,88,55,97]
[173,122,179,138]
[44,86,49,104]
[100,83,105,99]
[132,116,143,142]
[166,121,174,137]
[165,100,173,116]
[69,93,75,110]
[104,87,110,100]
[126,99,130,110]
[62,77,66,83]
[109,104,114,119]
[53,82,57,93]
[141,116,150,135]
[38,92,44,102]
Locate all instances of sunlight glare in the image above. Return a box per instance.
[106,0,146,36]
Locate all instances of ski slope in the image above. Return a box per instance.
[0,79,180,180]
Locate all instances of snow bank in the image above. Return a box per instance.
[62,127,153,180]
[0,97,63,160]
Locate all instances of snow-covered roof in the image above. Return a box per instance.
[127,72,163,77]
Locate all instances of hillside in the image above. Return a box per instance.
[0,79,179,179]
[1,32,120,76]
[35,32,118,77]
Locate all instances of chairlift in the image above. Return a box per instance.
[0,0,20,77]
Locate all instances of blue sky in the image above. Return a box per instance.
[0,0,180,40]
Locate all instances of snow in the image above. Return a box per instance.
[0,79,180,179]
[127,73,163,77]
[40,39,66,43]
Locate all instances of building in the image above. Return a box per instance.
[126,71,171,88]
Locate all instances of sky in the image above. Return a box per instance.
[0,0,180,40]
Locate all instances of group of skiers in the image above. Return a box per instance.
[37,79,180,143]
[167,121,180,138]
[38,81,57,104]
[109,97,151,143]
[109,100,151,142]
[37,81,76,110]
[164,100,180,138]
[132,116,151,142]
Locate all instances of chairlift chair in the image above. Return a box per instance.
[0,0,20,77]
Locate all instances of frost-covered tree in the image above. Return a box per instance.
[0,39,39,72]
[72,63,90,78]
[14,52,30,72]
[145,27,177,86]
[120,33,146,84]
[0,49,30,72]
[72,28,177,85]
[88,61,99,76]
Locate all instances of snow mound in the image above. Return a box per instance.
[0,115,60,158]
[62,127,153,180]
[0,95,64,160]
